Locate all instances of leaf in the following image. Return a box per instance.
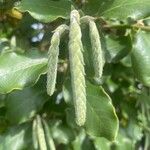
[131,31,150,86]
[83,0,150,20]
[85,82,119,140]
[0,0,15,10]
[0,51,47,94]
[0,123,32,150]
[0,38,10,54]
[93,137,111,150]
[72,130,95,150]
[93,131,136,150]
[111,132,135,150]
[5,76,49,125]
[0,95,6,108]
[143,17,150,25]
[105,34,132,63]
[63,80,119,141]
[17,0,71,23]
[50,120,75,145]
[0,107,7,133]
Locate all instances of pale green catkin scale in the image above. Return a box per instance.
[89,20,104,82]
[69,10,86,126]
[47,24,68,96]
[32,119,38,149]
[36,115,47,150]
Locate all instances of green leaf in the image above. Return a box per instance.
[85,82,119,140]
[111,132,135,150]
[0,38,10,53]
[72,130,95,150]
[143,17,150,25]
[5,76,49,125]
[0,51,47,94]
[51,121,75,145]
[0,0,15,10]
[93,137,111,150]
[71,130,87,150]
[131,31,150,86]
[105,35,132,63]
[63,80,119,141]
[83,0,150,20]
[0,123,32,150]
[0,95,6,108]
[0,107,7,133]
[17,0,71,23]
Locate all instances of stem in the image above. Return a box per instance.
[103,24,150,31]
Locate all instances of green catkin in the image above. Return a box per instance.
[32,119,38,150]
[89,20,104,82]
[42,119,56,150]
[68,10,86,126]
[36,115,47,150]
[47,24,69,96]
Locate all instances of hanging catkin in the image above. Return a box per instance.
[68,10,86,126]
[42,119,56,150]
[36,115,47,150]
[89,20,104,82]
[47,24,68,96]
[32,119,38,150]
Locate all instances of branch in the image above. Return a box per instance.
[103,24,150,31]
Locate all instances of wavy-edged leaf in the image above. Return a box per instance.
[0,51,47,94]
[5,76,49,125]
[0,123,32,150]
[17,0,71,23]
[105,34,132,63]
[85,82,119,140]
[83,0,150,20]
[63,80,119,141]
[131,30,150,86]
[50,120,75,145]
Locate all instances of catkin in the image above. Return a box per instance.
[68,10,86,126]
[36,115,47,150]
[32,119,38,150]
[42,119,56,150]
[89,20,104,82]
[47,24,68,96]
